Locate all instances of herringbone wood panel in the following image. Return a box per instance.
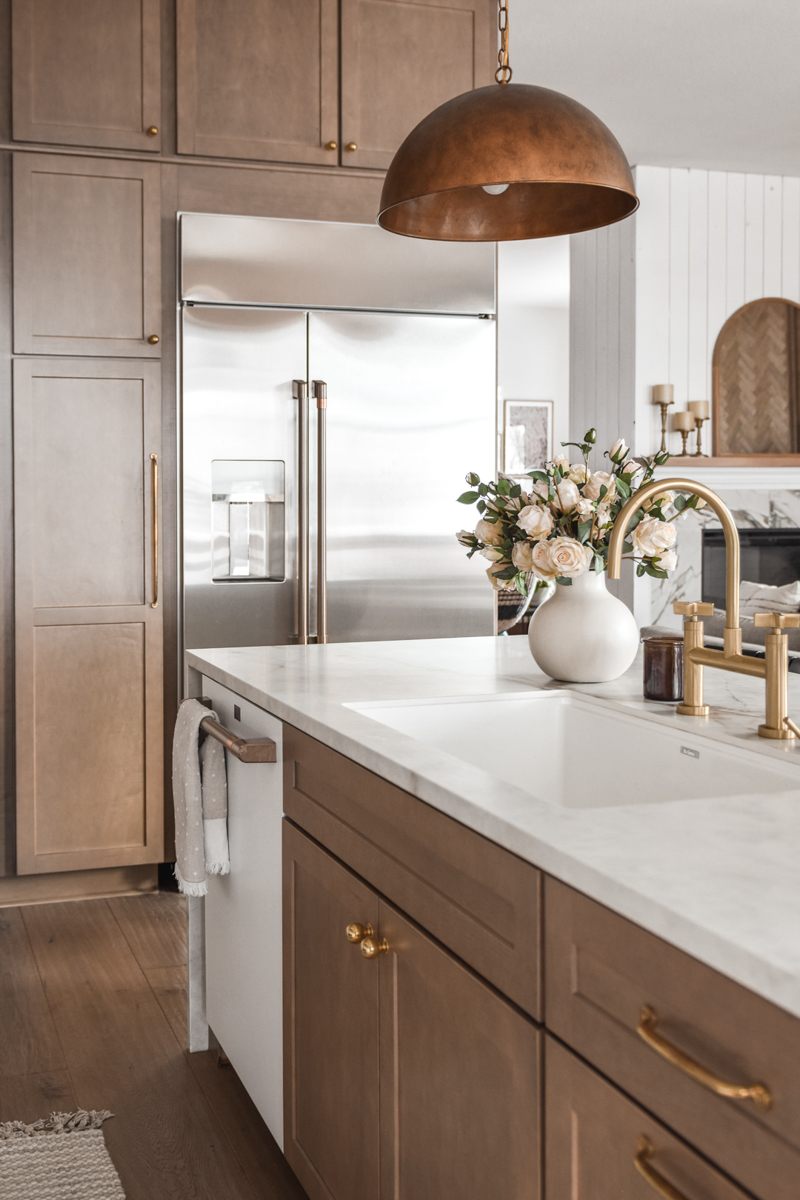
[717,300,800,454]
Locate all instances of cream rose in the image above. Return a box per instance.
[568,464,588,484]
[530,479,551,502]
[609,438,629,462]
[553,453,569,471]
[583,471,616,501]
[475,517,503,546]
[596,498,615,527]
[644,489,675,511]
[456,529,475,547]
[479,545,504,563]
[485,563,509,590]
[511,541,536,572]
[574,497,594,520]
[553,479,581,512]
[517,504,554,540]
[547,536,593,579]
[632,516,677,557]
[531,540,558,580]
[656,549,678,571]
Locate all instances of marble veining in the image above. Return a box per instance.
[650,488,800,628]
[187,637,800,1019]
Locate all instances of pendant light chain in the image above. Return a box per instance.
[495,0,512,84]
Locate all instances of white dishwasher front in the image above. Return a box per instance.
[201,675,284,1149]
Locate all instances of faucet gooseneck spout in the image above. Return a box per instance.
[607,477,742,658]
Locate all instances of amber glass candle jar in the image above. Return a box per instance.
[642,635,684,702]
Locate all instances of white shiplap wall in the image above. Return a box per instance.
[570,165,800,458]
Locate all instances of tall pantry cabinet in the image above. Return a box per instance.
[5,0,494,884]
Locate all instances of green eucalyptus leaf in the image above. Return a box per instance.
[457,490,479,504]
[555,575,573,586]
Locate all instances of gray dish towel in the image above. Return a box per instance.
[172,698,230,896]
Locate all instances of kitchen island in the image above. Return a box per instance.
[187,636,800,1200]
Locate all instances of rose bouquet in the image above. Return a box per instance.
[456,428,703,595]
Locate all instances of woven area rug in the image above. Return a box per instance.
[0,1110,125,1199]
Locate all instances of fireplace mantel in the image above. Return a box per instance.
[654,464,800,490]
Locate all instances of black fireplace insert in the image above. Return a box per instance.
[702,528,800,609]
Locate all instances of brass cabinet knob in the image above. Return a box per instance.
[148,334,160,345]
[345,142,357,152]
[360,935,389,959]
[146,125,159,137]
[325,140,338,150]
[346,922,372,944]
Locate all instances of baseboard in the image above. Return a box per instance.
[0,864,159,907]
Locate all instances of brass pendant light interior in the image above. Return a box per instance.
[377,1,639,242]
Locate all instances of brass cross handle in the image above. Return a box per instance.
[673,601,714,618]
[753,612,800,629]
[345,923,373,944]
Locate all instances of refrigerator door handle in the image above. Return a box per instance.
[293,379,309,644]
[311,380,328,644]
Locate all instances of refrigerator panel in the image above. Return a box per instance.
[180,213,495,315]
[308,310,496,643]
[182,305,306,649]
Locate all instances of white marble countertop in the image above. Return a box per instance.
[187,637,800,1019]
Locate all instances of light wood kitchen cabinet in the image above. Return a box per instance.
[340,0,496,169]
[176,0,339,164]
[12,0,162,151]
[283,820,541,1200]
[546,1035,751,1200]
[13,358,164,875]
[12,153,162,357]
[545,875,800,1200]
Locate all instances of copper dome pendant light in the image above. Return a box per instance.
[377,0,638,241]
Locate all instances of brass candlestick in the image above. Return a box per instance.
[688,401,710,457]
[652,384,674,454]
[672,411,695,456]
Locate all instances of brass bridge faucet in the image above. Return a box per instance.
[607,478,800,741]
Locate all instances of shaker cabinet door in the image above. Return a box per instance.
[283,821,381,1200]
[378,899,542,1200]
[340,0,496,170]
[13,358,164,875]
[12,154,161,357]
[177,0,339,164]
[12,0,162,151]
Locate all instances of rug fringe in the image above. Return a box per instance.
[0,1109,114,1140]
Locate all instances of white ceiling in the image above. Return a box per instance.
[510,0,800,177]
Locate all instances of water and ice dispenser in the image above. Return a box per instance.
[211,460,285,582]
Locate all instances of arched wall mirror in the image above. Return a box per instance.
[712,297,800,456]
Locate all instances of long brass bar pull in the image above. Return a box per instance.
[293,380,309,644]
[199,715,277,763]
[150,453,159,608]
[312,380,328,644]
[634,1138,689,1200]
[637,1006,771,1109]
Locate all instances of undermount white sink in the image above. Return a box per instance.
[347,691,800,807]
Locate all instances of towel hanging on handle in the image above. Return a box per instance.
[172,698,230,896]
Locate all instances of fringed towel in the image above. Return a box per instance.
[172,698,230,896]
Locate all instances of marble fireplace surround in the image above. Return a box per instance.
[640,466,800,632]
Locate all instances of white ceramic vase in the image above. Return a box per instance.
[527,569,639,683]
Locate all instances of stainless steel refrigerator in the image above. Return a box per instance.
[180,213,497,651]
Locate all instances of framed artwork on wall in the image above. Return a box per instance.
[502,399,554,475]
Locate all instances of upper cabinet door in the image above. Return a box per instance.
[340,0,496,170]
[177,0,339,164]
[13,154,161,357]
[12,0,162,151]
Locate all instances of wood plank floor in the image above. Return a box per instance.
[0,892,307,1200]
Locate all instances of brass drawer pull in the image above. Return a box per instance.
[637,1006,771,1110]
[360,936,389,959]
[150,453,158,608]
[346,923,373,944]
[634,1137,689,1200]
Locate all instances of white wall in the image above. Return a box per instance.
[635,165,800,456]
[497,238,570,467]
[571,165,800,459]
